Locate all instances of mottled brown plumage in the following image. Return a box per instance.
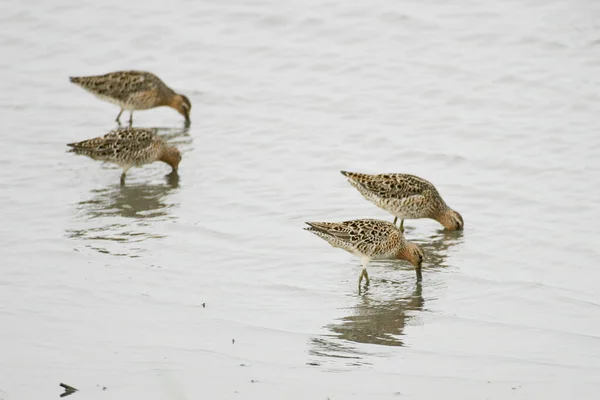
[68,127,181,183]
[69,71,191,124]
[341,171,464,231]
[305,219,424,287]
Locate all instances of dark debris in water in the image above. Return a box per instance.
[59,383,78,398]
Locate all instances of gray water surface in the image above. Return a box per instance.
[1,0,600,399]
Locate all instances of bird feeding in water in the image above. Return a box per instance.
[69,70,191,125]
[304,219,425,288]
[67,127,181,184]
[341,171,464,232]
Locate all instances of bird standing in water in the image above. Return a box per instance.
[67,127,182,184]
[341,171,464,232]
[305,219,424,289]
[69,71,191,125]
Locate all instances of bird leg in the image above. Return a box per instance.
[399,219,405,233]
[115,109,124,124]
[120,166,130,186]
[128,111,134,126]
[393,217,397,225]
[358,268,370,288]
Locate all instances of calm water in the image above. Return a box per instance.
[1,0,600,398]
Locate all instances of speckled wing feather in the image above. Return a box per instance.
[305,219,401,258]
[67,128,162,165]
[69,71,164,103]
[69,127,157,147]
[341,171,435,199]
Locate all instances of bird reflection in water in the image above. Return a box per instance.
[418,227,464,270]
[66,173,180,256]
[308,228,463,363]
[309,282,424,366]
[332,282,424,348]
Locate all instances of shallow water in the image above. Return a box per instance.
[1,0,600,398]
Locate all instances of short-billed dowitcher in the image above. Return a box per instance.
[69,71,191,125]
[67,127,181,184]
[305,219,424,287]
[341,171,464,232]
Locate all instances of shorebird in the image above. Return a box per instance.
[304,219,424,288]
[69,71,191,125]
[67,127,181,184]
[341,171,464,232]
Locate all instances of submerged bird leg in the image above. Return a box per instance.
[358,258,370,289]
[115,109,124,124]
[358,268,370,288]
[362,268,370,284]
[120,166,130,185]
[128,111,134,126]
[399,219,405,233]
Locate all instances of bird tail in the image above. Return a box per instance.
[304,223,336,245]
[341,170,377,192]
[304,222,332,234]
[66,139,99,155]
[67,139,88,148]
[341,170,372,181]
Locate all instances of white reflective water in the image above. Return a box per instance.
[1,0,600,398]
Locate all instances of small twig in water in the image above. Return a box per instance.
[59,383,78,397]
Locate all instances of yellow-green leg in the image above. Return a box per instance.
[358,258,371,292]
[392,217,405,232]
[358,268,370,288]
[115,109,124,124]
